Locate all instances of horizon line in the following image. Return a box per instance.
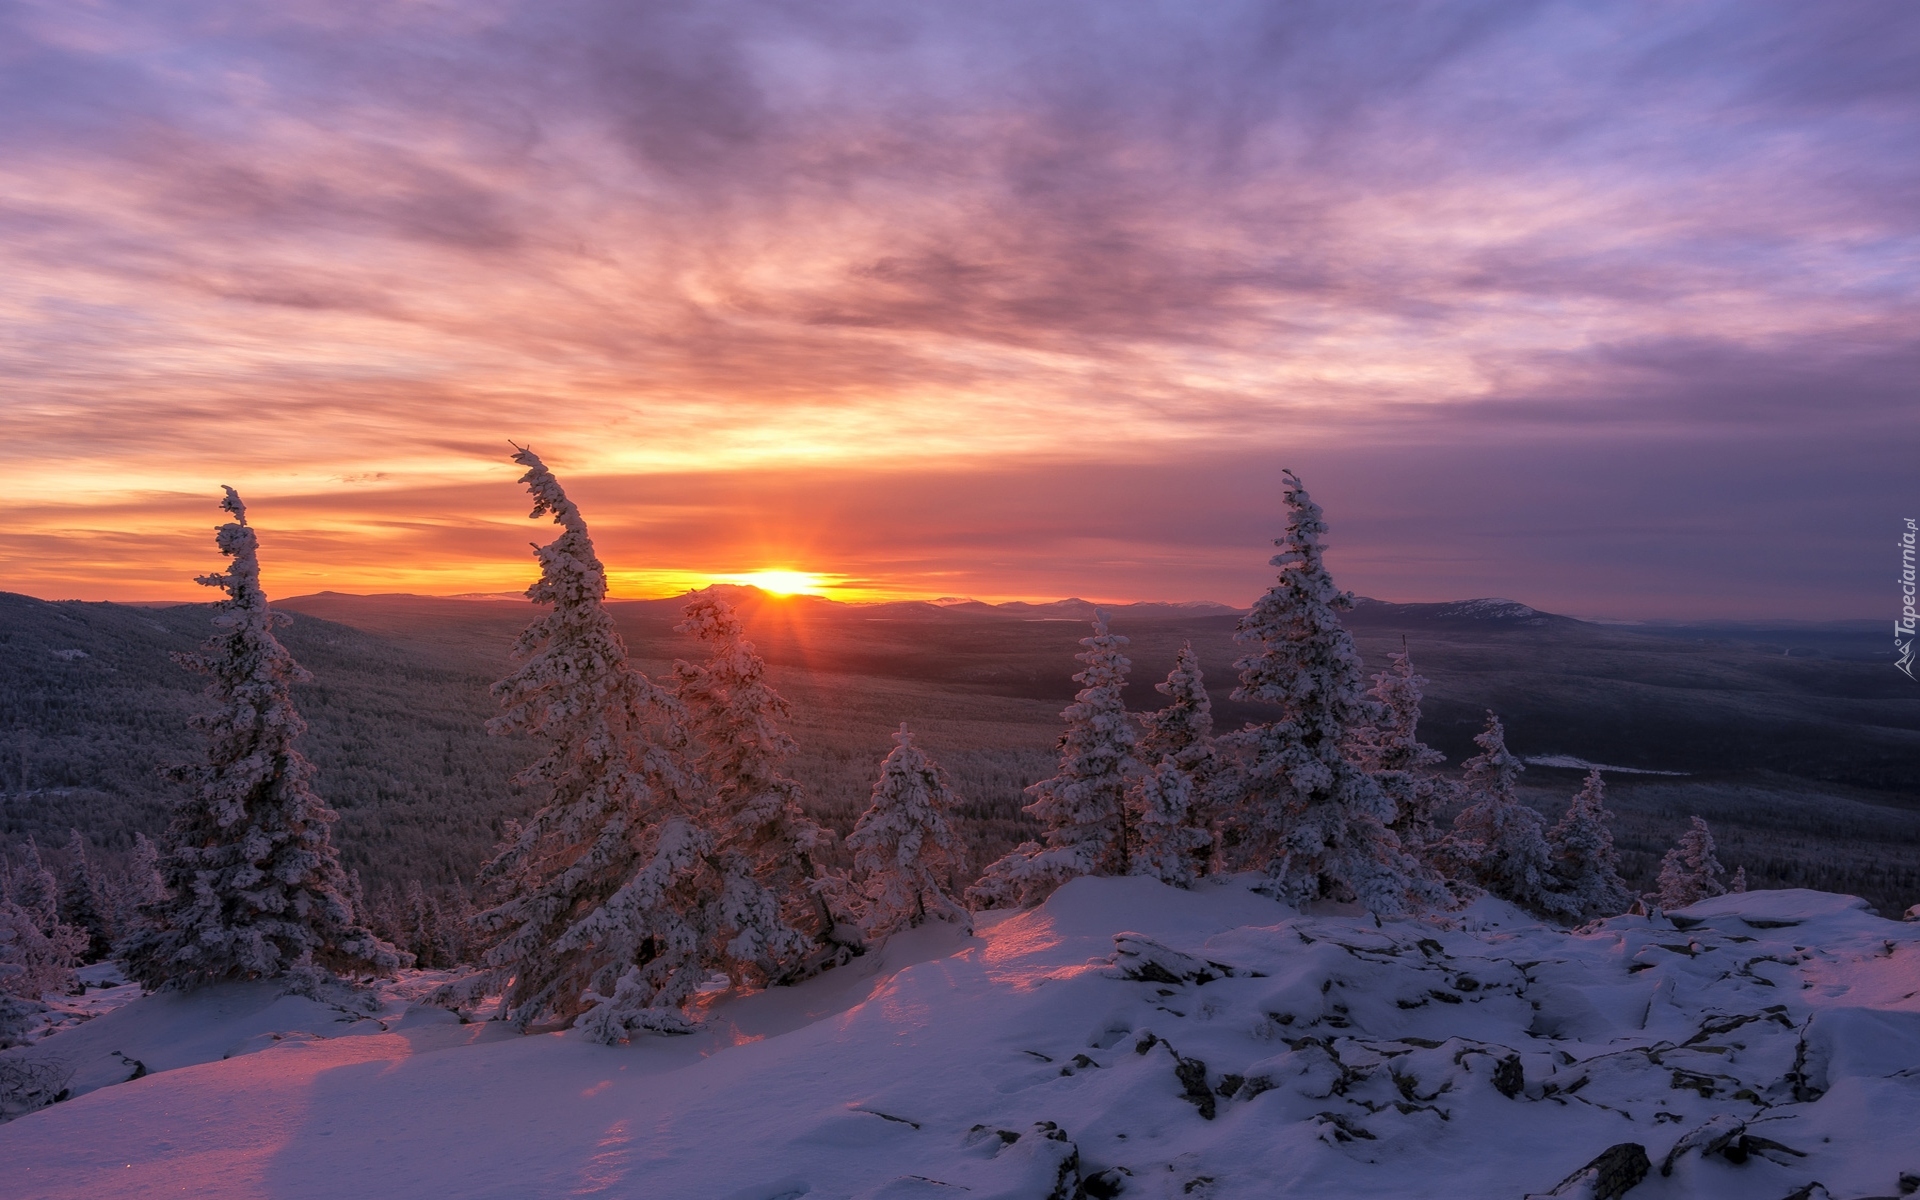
[0,586,1885,628]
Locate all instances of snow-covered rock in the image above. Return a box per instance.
[3,878,1917,1199]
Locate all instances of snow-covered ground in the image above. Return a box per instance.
[3,878,1918,1199]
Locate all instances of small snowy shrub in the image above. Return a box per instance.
[0,1056,73,1118]
[1654,816,1728,909]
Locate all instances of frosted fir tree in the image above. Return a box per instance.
[971,612,1141,908]
[1546,770,1634,921]
[58,830,112,962]
[1730,866,1748,893]
[845,725,971,940]
[2,899,85,1047]
[0,900,83,999]
[1347,647,1452,859]
[1443,713,1566,916]
[402,882,444,969]
[673,591,851,973]
[9,838,58,932]
[461,449,737,1039]
[110,832,164,948]
[1128,762,1214,888]
[1218,472,1434,914]
[344,868,369,928]
[1130,642,1217,885]
[1654,816,1727,909]
[122,489,402,990]
[439,882,475,966]
[1138,642,1215,772]
[0,909,30,1047]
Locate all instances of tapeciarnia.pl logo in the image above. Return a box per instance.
[1900,517,1917,679]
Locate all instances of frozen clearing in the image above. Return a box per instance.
[3,877,1918,1199]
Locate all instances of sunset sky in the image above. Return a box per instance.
[2,1,1911,617]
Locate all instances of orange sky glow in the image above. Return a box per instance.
[1,3,1910,618]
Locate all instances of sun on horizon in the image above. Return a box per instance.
[720,569,831,597]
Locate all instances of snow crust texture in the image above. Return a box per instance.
[5,879,1918,1199]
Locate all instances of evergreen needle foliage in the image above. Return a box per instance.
[459,450,712,1036]
[123,488,402,990]
[674,592,853,974]
[1655,815,1729,909]
[1443,712,1564,917]
[1129,642,1216,886]
[971,611,1141,907]
[847,725,970,939]
[1218,472,1437,914]
[1547,769,1634,921]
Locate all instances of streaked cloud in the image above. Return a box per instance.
[1,0,1912,615]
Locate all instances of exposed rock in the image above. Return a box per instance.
[1110,934,1240,986]
[1659,1114,1806,1176]
[1312,1111,1376,1144]
[1524,1142,1650,1199]
[1173,1056,1216,1120]
[1492,1054,1525,1098]
[1076,1165,1132,1198]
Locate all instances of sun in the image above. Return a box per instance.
[726,569,828,596]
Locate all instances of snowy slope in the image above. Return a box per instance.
[4,878,1918,1199]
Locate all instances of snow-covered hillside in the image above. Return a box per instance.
[4,878,1918,1199]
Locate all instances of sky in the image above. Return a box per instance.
[1,0,1913,617]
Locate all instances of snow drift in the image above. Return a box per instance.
[4,877,1918,1199]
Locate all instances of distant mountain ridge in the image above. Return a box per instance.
[1346,596,1576,630]
[287,587,1589,628]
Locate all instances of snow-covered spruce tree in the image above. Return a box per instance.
[3,898,86,1046]
[1730,866,1748,893]
[1129,642,1217,886]
[0,907,31,1047]
[122,489,402,990]
[462,449,743,1039]
[1546,770,1633,921]
[1128,762,1214,889]
[1347,647,1452,861]
[1654,815,1727,909]
[845,725,970,940]
[10,839,58,933]
[109,833,164,951]
[1442,713,1568,917]
[58,830,112,962]
[970,611,1141,908]
[0,899,83,997]
[1138,642,1214,770]
[1216,472,1435,914]
[673,591,853,974]
[402,881,444,969]
[438,883,475,966]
